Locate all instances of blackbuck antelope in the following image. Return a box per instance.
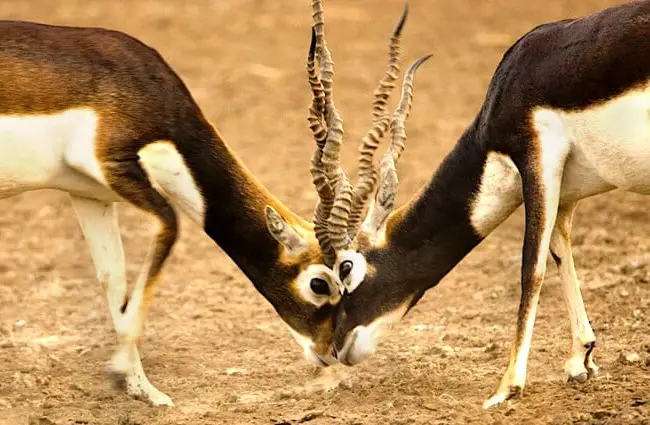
[0,20,347,406]
[0,0,426,407]
[306,0,650,409]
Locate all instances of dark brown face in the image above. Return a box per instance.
[252,205,346,366]
[258,246,342,367]
[330,248,422,366]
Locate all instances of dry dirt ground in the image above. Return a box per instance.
[1,0,649,424]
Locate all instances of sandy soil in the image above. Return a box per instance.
[1,0,649,424]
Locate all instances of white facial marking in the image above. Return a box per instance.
[335,250,367,294]
[295,264,341,307]
[338,304,408,366]
[287,326,317,364]
[286,326,336,367]
[139,141,206,226]
[469,152,523,237]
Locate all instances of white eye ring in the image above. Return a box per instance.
[335,250,367,294]
[295,264,341,307]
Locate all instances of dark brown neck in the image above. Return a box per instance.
[374,121,491,291]
[175,114,310,292]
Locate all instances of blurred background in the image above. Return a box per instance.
[0,1,648,424]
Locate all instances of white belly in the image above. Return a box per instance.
[0,110,206,223]
[560,84,650,195]
[0,109,118,201]
[470,84,650,236]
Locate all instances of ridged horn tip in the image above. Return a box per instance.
[408,53,434,73]
[393,1,409,36]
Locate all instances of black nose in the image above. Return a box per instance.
[339,260,353,281]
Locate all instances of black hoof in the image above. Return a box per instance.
[507,385,523,400]
[584,341,599,378]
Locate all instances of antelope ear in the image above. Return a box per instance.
[365,166,398,234]
[377,166,398,211]
[265,205,307,256]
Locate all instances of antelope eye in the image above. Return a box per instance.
[309,277,330,296]
[339,260,353,281]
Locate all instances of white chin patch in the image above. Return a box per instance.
[287,326,336,367]
[335,250,367,294]
[338,304,409,366]
[339,326,376,366]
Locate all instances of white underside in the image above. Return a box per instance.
[337,302,409,366]
[0,109,205,223]
[470,83,650,236]
[0,109,112,200]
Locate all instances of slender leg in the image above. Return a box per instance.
[69,195,173,406]
[483,112,569,409]
[549,201,598,382]
[100,159,178,395]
